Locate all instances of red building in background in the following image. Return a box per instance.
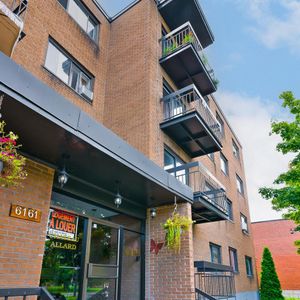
[252,219,300,298]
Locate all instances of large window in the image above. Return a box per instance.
[45,40,94,101]
[240,214,249,233]
[216,112,225,137]
[236,174,244,195]
[58,0,99,41]
[210,243,222,264]
[232,140,240,160]
[220,153,228,176]
[245,256,253,277]
[227,199,233,221]
[229,247,239,273]
[164,148,186,184]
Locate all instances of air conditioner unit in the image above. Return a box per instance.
[80,86,93,100]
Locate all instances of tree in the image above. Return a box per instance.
[259,91,300,253]
[260,247,284,300]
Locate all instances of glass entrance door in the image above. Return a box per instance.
[84,221,120,300]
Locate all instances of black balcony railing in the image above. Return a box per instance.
[162,84,222,142]
[0,287,54,299]
[194,261,236,300]
[166,162,228,223]
[161,22,216,83]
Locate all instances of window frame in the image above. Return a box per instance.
[227,199,233,221]
[209,242,222,264]
[207,152,214,162]
[216,112,225,137]
[240,213,249,234]
[232,139,240,160]
[245,256,253,277]
[236,174,244,196]
[163,148,187,185]
[44,39,94,102]
[57,0,100,42]
[220,153,229,176]
[229,247,239,273]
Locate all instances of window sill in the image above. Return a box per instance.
[42,66,93,105]
[247,275,254,279]
[242,230,250,236]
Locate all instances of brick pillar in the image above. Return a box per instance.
[146,202,195,300]
[0,159,54,287]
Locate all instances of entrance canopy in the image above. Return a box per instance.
[0,52,193,218]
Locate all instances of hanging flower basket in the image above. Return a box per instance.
[0,121,27,187]
[163,212,194,254]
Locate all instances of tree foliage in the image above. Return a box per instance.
[259,91,300,253]
[260,247,284,300]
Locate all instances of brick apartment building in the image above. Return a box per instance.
[252,219,300,298]
[0,0,259,299]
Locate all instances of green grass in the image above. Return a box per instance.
[285,298,300,300]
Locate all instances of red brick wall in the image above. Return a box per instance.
[146,203,195,300]
[0,160,54,287]
[252,219,300,290]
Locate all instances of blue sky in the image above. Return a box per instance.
[201,0,300,221]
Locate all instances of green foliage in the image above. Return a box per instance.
[260,247,284,300]
[259,91,300,253]
[0,121,27,187]
[183,32,194,44]
[163,213,193,254]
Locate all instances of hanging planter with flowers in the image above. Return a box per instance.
[163,198,194,254]
[0,120,27,187]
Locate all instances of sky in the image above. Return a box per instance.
[201,0,300,221]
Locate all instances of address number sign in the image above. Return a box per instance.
[10,204,42,223]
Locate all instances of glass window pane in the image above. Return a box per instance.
[87,19,96,39]
[90,223,118,265]
[164,150,175,172]
[121,230,141,300]
[87,278,116,300]
[70,65,80,91]
[40,210,84,300]
[68,0,89,31]
[58,0,68,9]
[45,42,70,84]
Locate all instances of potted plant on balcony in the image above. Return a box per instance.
[183,32,194,45]
[163,204,194,254]
[0,120,27,187]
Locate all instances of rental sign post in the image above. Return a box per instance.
[47,209,79,242]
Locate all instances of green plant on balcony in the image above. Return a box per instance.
[163,42,178,57]
[182,32,194,45]
[163,212,194,254]
[0,120,27,187]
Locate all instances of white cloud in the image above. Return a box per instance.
[216,90,292,222]
[240,0,300,54]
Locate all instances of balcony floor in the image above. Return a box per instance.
[160,110,222,158]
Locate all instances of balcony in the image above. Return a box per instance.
[0,0,27,57]
[160,84,222,157]
[167,162,228,223]
[160,22,217,96]
[194,261,236,300]
[157,0,214,49]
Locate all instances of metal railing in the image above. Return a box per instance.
[0,287,54,299]
[162,84,222,141]
[195,288,216,300]
[161,22,215,82]
[195,272,236,299]
[167,162,228,215]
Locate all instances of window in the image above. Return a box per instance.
[240,214,249,233]
[227,199,233,221]
[232,140,240,160]
[236,174,244,195]
[210,243,222,264]
[58,0,99,41]
[229,247,239,273]
[220,153,228,175]
[216,112,225,137]
[208,152,214,161]
[245,256,253,277]
[45,40,94,101]
[164,149,187,185]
